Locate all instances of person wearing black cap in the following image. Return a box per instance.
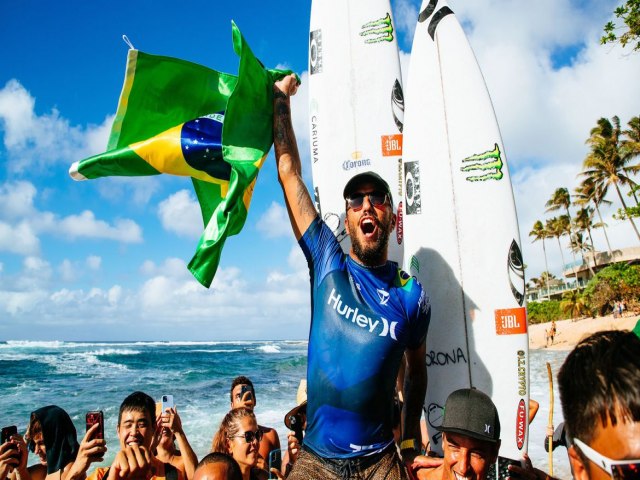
[415,389,500,480]
[272,75,430,480]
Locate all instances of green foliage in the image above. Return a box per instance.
[613,205,640,220]
[527,300,563,324]
[601,0,640,51]
[560,290,590,319]
[583,262,640,315]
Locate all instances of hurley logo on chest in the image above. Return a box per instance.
[327,288,398,340]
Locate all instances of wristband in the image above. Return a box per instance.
[400,438,419,452]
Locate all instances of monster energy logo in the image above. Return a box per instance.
[461,144,504,182]
[360,13,394,44]
[410,256,420,273]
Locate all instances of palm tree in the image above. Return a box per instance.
[574,178,613,256]
[560,290,589,321]
[546,187,579,277]
[570,231,595,277]
[546,216,569,271]
[573,206,600,268]
[621,115,640,205]
[583,116,640,241]
[529,220,551,299]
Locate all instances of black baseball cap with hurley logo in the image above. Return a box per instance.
[436,388,501,443]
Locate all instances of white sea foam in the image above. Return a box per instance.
[257,345,281,354]
[3,340,67,348]
[189,349,242,353]
[88,348,140,356]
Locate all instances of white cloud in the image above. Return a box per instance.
[140,257,189,278]
[0,79,112,173]
[0,181,37,220]
[158,189,202,238]
[0,80,159,206]
[256,201,290,238]
[96,176,162,206]
[0,180,143,255]
[59,259,77,282]
[86,256,102,270]
[0,221,40,255]
[58,210,143,243]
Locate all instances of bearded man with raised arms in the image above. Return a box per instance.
[273,74,431,480]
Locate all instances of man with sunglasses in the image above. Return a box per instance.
[558,330,640,480]
[273,75,430,479]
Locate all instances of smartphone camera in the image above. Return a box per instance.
[287,414,304,443]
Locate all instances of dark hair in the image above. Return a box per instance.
[558,330,640,445]
[26,406,79,475]
[196,452,242,480]
[230,376,255,403]
[118,391,156,427]
[211,407,256,454]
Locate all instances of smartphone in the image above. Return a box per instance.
[85,411,104,440]
[1,426,19,461]
[287,414,304,443]
[487,456,523,480]
[161,395,174,412]
[1,425,18,444]
[240,385,253,402]
[267,448,282,479]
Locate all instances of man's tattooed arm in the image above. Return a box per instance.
[273,79,317,240]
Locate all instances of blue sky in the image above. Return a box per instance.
[1,0,639,341]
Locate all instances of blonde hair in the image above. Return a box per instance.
[211,407,256,453]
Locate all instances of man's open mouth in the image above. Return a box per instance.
[360,217,378,237]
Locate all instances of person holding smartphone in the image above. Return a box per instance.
[155,405,198,480]
[1,427,27,480]
[228,378,280,475]
[87,391,184,480]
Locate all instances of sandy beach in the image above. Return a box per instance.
[529,313,639,350]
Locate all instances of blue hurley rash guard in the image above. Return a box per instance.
[299,217,431,459]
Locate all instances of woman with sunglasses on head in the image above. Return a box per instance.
[211,408,266,480]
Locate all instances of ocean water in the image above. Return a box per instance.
[0,341,572,479]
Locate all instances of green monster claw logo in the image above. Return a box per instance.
[460,143,504,182]
[410,255,420,273]
[360,13,394,43]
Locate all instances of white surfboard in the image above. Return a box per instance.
[402,0,529,463]
[308,0,404,264]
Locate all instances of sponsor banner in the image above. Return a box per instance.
[460,143,504,182]
[516,398,526,450]
[381,134,403,157]
[309,30,323,75]
[396,201,403,245]
[342,157,372,171]
[494,307,527,335]
[404,161,421,215]
[360,13,394,44]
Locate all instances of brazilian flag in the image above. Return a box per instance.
[70,22,296,288]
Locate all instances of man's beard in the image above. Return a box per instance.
[350,219,391,266]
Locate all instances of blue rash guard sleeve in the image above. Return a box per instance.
[298,217,431,459]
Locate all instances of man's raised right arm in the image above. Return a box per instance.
[273,74,317,240]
